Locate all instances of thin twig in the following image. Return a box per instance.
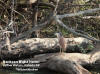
[13,10,31,25]
[11,16,54,43]
[55,17,100,42]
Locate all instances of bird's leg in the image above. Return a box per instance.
[61,48,63,53]
[61,48,62,53]
[62,48,63,53]
[60,46,62,53]
[62,48,65,53]
[62,48,64,53]
[63,48,65,53]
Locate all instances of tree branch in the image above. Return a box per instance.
[55,17,100,42]
[11,16,54,43]
[57,8,100,19]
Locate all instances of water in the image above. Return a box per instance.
[0,69,60,74]
[0,68,100,74]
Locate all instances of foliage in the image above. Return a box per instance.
[0,0,100,39]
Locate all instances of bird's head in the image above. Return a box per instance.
[55,32,62,37]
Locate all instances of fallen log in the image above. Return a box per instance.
[0,38,100,74]
[29,45,100,74]
[0,37,90,60]
[11,37,89,50]
[31,53,92,74]
[2,52,100,74]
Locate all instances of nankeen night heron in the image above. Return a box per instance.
[55,32,67,53]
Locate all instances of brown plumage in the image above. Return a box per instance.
[59,36,66,52]
[55,33,67,53]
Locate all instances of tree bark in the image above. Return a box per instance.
[0,38,100,74]
[0,37,89,59]
[29,50,100,74]
[31,53,92,74]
